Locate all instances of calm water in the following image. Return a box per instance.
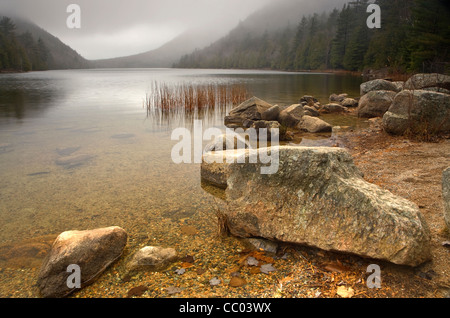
[0,68,364,296]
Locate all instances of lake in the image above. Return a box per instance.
[0,68,364,297]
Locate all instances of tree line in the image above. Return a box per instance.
[0,16,50,72]
[175,0,450,74]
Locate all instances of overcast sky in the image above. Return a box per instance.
[0,0,346,60]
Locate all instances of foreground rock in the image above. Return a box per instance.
[223,146,431,267]
[201,150,243,189]
[360,79,400,95]
[383,90,450,135]
[404,73,450,91]
[37,226,127,298]
[204,134,250,153]
[127,246,178,272]
[358,90,397,118]
[444,168,450,231]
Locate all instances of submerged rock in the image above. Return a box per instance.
[358,90,397,118]
[443,168,450,231]
[223,146,431,267]
[56,146,81,157]
[321,103,348,114]
[55,154,94,168]
[383,90,450,135]
[298,115,332,133]
[37,226,127,298]
[127,246,178,272]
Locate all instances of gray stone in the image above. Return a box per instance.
[383,90,450,135]
[278,104,305,128]
[127,246,178,272]
[329,93,348,103]
[298,115,332,133]
[251,120,286,141]
[443,168,450,231]
[321,103,348,114]
[299,95,318,105]
[392,81,405,92]
[37,226,127,298]
[360,79,399,96]
[404,73,450,91]
[358,90,397,118]
[303,106,319,117]
[341,98,359,108]
[226,96,273,127]
[261,105,281,121]
[223,146,431,267]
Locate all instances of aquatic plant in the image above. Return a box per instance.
[145,82,249,116]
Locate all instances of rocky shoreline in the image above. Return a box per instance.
[7,73,449,298]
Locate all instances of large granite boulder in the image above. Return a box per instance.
[443,168,450,231]
[383,90,450,135]
[404,73,450,91]
[360,79,400,95]
[204,133,250,153]
[37,226,127,298]
[358,90,397,118]
[223,146,431,267]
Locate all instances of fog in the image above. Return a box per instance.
[0,0,350,60]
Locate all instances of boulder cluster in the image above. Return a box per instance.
[357,73,450,136]
[224,95,344,139]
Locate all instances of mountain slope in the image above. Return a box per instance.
[92,27,226,69]
[10,16,90,70]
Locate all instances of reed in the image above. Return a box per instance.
[145,82,250,115]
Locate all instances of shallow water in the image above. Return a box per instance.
[0,68,366,297]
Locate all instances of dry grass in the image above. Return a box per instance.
[145,82,249,116]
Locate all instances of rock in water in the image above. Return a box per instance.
[278,104,305,128]
[126,246,178,272]
[298,116,332,133]
[226,97,273,127]
[224,146,431,267]
[358,90,397,118]
[55,154,94,168]
[37,226,127,298]
[443,168,450,231]
[383,90,450,135]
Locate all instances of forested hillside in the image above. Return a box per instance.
[0,16,89,72]
[175,0,450,74]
